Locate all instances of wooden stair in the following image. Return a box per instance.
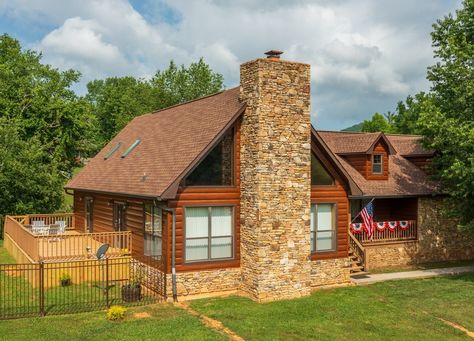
[349,248,366,274]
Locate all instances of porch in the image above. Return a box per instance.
[3,214,132,263]
[348,197,419,273]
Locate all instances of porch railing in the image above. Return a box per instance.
[4,215,131,262]
[18,213,75,230]
[353,220,417,244]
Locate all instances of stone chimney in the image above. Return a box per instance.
[239,51,312,301]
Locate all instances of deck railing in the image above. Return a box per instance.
[21,213,75,230]
[3,215,131,262]
[353,220,417,244]
[4,216,39,261]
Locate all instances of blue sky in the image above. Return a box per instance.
[0,0,463,130]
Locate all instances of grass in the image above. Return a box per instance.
[0,304,227,341]
[191,275,474,341]
[370,259,474,274]
[0,240,16,264]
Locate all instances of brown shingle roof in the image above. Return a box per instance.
[66,87,244,199]
[385,134,434,156]
[315,130,438,197]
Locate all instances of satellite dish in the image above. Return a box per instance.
[96,244,109,260]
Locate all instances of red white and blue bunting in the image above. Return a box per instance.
[376,221,386,232]
[399,220,409,230]
[351,223,364,234]
[351,221,410,235]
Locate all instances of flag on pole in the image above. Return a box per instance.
[360,201,374,239]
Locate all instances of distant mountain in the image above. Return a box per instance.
[342,123,363,132]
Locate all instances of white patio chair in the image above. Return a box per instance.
[55,220,67,234]
[48,225,59,242]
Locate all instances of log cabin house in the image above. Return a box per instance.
[5,51,474,301]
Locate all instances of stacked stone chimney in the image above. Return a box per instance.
[239,52,312,301]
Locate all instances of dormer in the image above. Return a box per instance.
[340,132,396,181]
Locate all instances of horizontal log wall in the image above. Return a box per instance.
[167,121,241,272]
[311,140,349,260]
[73,192,147,258]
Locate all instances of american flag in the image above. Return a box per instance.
[360,201,374,239]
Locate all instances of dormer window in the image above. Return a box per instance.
[372,154,383,174]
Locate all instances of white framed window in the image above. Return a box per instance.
[185,206,234,262]
[144,203,162,258]
[310,203,336,252]
[372,154,383,174]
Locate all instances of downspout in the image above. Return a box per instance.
[162,207,177,302]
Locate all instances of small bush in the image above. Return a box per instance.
[107,305,127,321]
[59,272,72,287]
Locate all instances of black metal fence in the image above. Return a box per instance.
[0,257,166,319]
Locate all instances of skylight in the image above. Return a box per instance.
[104,142,122,160]
[121,139,141,158]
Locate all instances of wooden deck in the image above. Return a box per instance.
[3,214,131,263]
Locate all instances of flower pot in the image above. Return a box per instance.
[121,285,141,302]
[60,279,71,287]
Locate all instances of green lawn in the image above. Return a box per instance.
[0,240,16,263]
[0,304,226,341]
[191,275,474,341]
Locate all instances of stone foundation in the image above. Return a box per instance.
[365,197,474,270]
[167,267,241,298]
[310,258,351,287]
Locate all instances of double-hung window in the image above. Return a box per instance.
[144,203,162,258]
[185,206,233,262]
[372,154,383,174]
[310,204,336,252]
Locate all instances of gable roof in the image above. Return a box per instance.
[314,130,438,198]
[317,131,396,155]
[66,87,245,199]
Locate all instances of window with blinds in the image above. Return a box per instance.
[144,203,162,258]
[185,206,234,262]
[310,203,336,252]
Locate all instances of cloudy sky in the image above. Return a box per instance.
[0,0,463,130]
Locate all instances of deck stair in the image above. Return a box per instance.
[349,248,366,274]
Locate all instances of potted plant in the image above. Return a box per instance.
[121,269,143,302]
[59,272,72,287]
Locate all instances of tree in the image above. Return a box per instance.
[392,92,433,134]
[361,112,394,133]
[0,34,97,173]
[87,58,224,144]
[0,119,64,219]
[86,77,155,143]
[417,0,474,230]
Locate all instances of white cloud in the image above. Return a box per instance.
[0,0,462,129]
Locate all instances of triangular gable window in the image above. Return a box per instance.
[185,129,233,186]
[311,153,334,186]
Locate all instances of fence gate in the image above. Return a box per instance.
[0,257,166,319]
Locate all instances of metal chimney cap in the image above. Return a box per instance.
[264,50,283,59]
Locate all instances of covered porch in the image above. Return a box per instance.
[348,197,419,274]
[3,213,132,263]
[350,197,418,244]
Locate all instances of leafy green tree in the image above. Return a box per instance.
[417,0,474,230]
[87,58,224,144]
[392,92,433,134]
[0,34,97,173]
[361,112,394,133]
[0,119,64,219]
[86,77,154,143]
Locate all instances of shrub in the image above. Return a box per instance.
[59,272,72,287]
[107,305,127,321]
